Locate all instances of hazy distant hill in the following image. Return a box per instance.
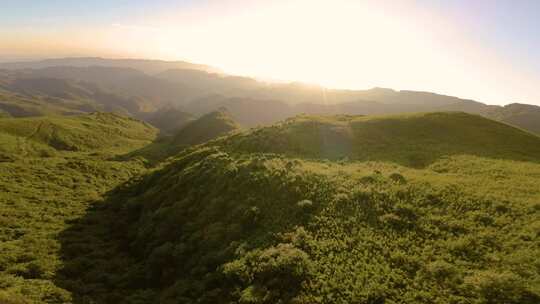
[487,103,540,135]
[173,109,240,147]
[140,107,195,135]
[0,57,218,74]
[0,69,155,117]
[1,58,540,135]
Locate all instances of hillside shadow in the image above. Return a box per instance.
[53,152,326,303]
[53,178,149,303]
[111,135,186,166]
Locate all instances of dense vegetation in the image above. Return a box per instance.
[173,109,240,146]
[219,112,540,167]
[125,109,240,164]
[0,113,158,303]
[1,111,539,303]
[0,113,157,158]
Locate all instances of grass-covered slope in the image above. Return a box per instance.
[0,113,159,303]
[220,112,540,167]
[0,112,157,157]
[57,113,540,303]
[124,109,240,163]
[173,109,240,146]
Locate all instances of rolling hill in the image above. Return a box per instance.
[126,109,241,164]
[0,112,157,158]
[1,58,540,136]
[219,112,540,166]
[173,109,240,146]
[43,112,540,303]
[487,103,540,135]
[0,113,159,303]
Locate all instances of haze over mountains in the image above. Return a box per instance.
[1,57,539,135]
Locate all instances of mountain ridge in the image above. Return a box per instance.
[1,58,539,136]
[0,57,219,74]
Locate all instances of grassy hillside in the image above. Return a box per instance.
[127,109,240,163]
[1,112,539,303]
[220,112,540,167]
[0,112,157,157]
[173,109,240,146]
[0,113,158,303]
[47,113,540,303]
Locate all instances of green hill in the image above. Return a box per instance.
[141,107,194,135]
[173,109,240,146]
[50,112,540,303]
[220,112,540,167]
[0,113,160,303]
[124,109,240,163]
[0,112,157,158]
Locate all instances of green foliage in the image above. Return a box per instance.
[0,112,157,157]
[464,271,538,304]
[173,109,240,146]
[219,112,540,167]
[123,109,240,164]
[0,113,155,302]
[1,112,539,303]
[223,243,314,304]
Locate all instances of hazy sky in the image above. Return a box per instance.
[1,0,539,105]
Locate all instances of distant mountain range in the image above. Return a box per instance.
[0,57,218,74]
[0,57,539,135]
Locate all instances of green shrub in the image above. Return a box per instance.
[223,243,314,303]
[297,200,313,209]
[389,172,407,184]
[464,271,539,304]
[0,291,30,304]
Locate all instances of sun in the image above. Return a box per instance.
[144,0,444,90]
[95,0,532,104]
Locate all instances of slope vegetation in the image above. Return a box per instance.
[220,112,540,167]
[53,113,540,303]
[0,113,158,303]
[173,109,240,146]
[125,109,240,163]
[0,112,157,157]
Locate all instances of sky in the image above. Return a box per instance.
[0,0,539,105]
